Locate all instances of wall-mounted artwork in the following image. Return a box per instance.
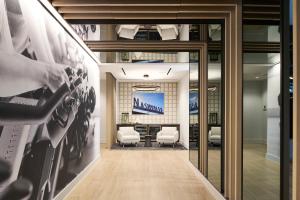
[189,92,199,114]
[132,92,164,115]
[0,0,100,199]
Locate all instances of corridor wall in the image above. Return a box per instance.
[0,0,100,199]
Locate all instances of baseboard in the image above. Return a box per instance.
[265,153,280,162]
[54,154,100,200]
[187,161,226,200]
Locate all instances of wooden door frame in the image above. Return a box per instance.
[86,8,242,199]
[47,2,243,199]
[89,41,209,176]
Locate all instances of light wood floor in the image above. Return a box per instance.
[208,148,221,191]
[243,144,280,200]
[65,148,219,200]
[205,144,280,200]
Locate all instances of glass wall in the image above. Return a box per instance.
[189,52,200,169]
[207,22,223,192]
[243,52,281,200]
[207,53,222,191]
[243,0,293,199]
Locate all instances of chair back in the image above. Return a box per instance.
[161,127,177,135]
[119,126,134,134]
[210,127,221,136]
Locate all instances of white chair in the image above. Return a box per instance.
[117,127,140,147]
[208,127,221,145]
[156,127,179,147]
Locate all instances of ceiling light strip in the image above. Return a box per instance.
[167,68,172,75]
[121,68,126,75]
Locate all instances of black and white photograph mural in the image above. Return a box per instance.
[71,24,101,41]
[0,0,100,199]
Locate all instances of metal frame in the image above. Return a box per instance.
[293,0,300,200]
[206,21,225,194]
[280,0,291,199]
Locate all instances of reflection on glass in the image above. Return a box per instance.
[207,52,222,191]
[70,24,223,42]
[243,53,281,200]
[243,25,280,42]
[189,52,199,169]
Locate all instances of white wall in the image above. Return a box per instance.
[266,63,281,162]
[177,25,189,63]
[243,80,267,144]
[100,71,107,144]
[177,74,189,149]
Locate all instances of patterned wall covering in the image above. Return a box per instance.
[189,82,221,125]
[118,82,177,124]
[208,82,221,124]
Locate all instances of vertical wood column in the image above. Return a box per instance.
[224,4,242,200]
[293,0,300,199]
[199,46,208,175]
[106,72,117,148]
[199,24,208,42]
[198,24,208,175]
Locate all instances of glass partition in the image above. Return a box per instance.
[189,52,200,169]
[243,52,281,200]
[207,52,223,192]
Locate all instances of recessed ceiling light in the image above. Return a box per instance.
[255,76,260,79]
[132,85,160,91]
[121,68,126,75]
[167,68,172,75]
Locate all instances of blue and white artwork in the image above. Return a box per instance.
[132,92,164,115]
[189,92,198,114]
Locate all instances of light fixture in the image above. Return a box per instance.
[132,85,160,91]
[167,68,172,75]
[116,25,140,39]
[156,25,178,40]
[143,74,149,78]
[121,68,126,75]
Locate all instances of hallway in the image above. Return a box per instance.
[65,149,221,200]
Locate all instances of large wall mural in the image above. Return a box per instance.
[0,0,100,199]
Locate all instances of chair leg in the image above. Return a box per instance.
[173,143,175,148]
[136,143,138,147]
[123,144,125,148]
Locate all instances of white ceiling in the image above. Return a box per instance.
[100,61,277,82]
[243,63,274,80]
[100,63,189,82]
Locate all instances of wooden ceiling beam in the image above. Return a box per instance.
[52,0,238,7]
[84,40,205,51]
[61,12,228,20]
[57,5,233,14]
